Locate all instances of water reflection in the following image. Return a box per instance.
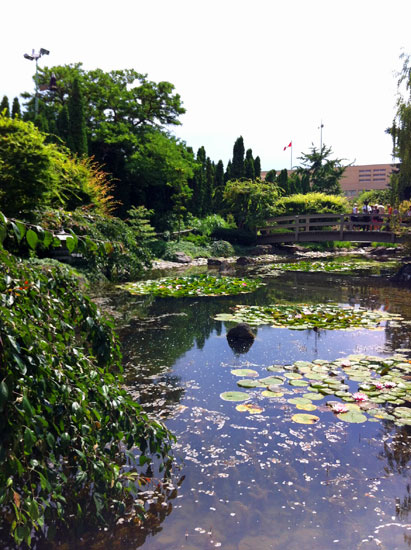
[87,267,411,550]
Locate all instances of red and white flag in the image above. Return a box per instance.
[283,141,292,151]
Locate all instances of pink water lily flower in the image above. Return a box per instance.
[374,382,384,390]
[332,403,349,414]
[384,381,396,388]
[340,359,351,368]
[353,392,368,402]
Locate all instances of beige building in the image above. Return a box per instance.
[262,163,398,197]
[340,163,398,197]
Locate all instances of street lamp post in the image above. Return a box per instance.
[23,48,50,116]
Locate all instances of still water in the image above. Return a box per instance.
[95,265,411,550]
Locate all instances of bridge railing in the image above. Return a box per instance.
[258,213,410,242]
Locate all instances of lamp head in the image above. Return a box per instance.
[40,48,50,56]
[24,53,34,60]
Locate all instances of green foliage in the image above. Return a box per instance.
[67,78,88,156]
[271,192,349,216]
[0,115,116,218]
[1,96,10,116]
[223,179,280,230]
[210,226,257,245]
[355,189,390,207]
[232,136,245,179]
[0,249,174,546]
[188,214,233,236]
[296,144,346,195]
[209,239,236,257]
[387,52,411,200]
[244,148,255,180]
[11,98,21,119]
[161,239,211,260]
[37,207,154,281]
[254,156,261,179]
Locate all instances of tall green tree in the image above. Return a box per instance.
[296,144,345,195]
[224,159,233,183]
[67,77,88,156]
[232,136,245,179]
[244,148,255,180]
[56,104,70,145]
[387,52,411,200]
[265,169,277,183]
[213,159,225,210]
[254,155,261,179]
[0,96,10,116]
[11,97,21,118]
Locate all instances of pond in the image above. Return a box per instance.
[90,260,411,550]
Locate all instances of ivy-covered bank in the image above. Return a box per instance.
[0,249,174,547]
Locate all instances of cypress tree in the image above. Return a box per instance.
[277,169,289,195]
[244,148,255,180]
[11,98,21,118]
[254,156,261,179]
[0,96,10,117]
[204,157,214,215]
[265,169,277,183]
[232,136,245,179]
[213,160,225,211]
[224,160,232,183]
[68,78,88,156]
[57,105,71,147]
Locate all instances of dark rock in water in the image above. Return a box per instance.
[236,256,254,265]
[369,246,398,256]
[391,263,411,286]
[173,252,192,264]
[226,323,256,354]
[208,257,224,266]
[227,323,256,341]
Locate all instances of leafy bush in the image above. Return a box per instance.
[209,240,236,257]
[187,214,233,236]
[0,249,174,547]
[271,192,349,216]
[37,207,155,281]
[0,115,116,218]
[162,240,211,260]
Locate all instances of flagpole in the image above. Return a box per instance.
[290,143,292,170]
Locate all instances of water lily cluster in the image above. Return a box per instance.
[220,353,411,426]
[214,303,401,330]
[270,258,399,274]
[120,274,264,298]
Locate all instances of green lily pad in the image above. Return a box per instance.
[336,411,367,423]
[231,369,259,377]
[302,393,324,401]
[284,372,303,379]
[291,413,320,424]
[220,391,249,402]
[296,403,317,411]
[262,390,284,398]
[289,379,309,387]
[237,379,261,388]
[259,376,284,386]
[236,403,264,414]
[288,397,311,405]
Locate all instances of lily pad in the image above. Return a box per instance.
[291,413,320,424]
[296,403,317,411]
[237,379,261,388]
[262,390,284,398]
[302,393,324,401]
[220,391,249,402]
[236,403,264,414]
[259,376,284,386]
[336,410,367,423]
[289,379,309,387]
[231,369,259,377]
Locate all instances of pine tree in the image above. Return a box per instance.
[277,169,290,195]
[0,96,10,116]
[203,157,214,215]
[254,156,261,179]
[244,148,255,180]
[11,98,21,118]
[68,78,88,156]
[232,136,245,179]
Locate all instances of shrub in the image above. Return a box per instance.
[0,250,174,546]
[272,192,349,216]
[162,240,211,260]
[209,240,236,257]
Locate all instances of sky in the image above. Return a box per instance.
[1,0,411,171]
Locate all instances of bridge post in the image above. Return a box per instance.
[339,215,344,240]
[295,216,299,241]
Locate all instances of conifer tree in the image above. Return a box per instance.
[277,169,290,195]
[213,160,225,210]
[57,105,71,146]
[244,148,255,180]
[254,156,261,179]
[265,169,277,183]
[68,78,88,156]
[203,157,214,215]
[0,96,10,116]
[11,97,21,118]
[232,136,245,179]
[224,160,233,183]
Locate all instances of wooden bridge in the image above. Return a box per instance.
[257,213,410,244]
